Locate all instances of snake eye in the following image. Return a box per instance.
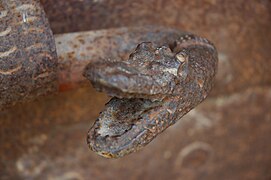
[135,42,155,52]
[176,52,187,63]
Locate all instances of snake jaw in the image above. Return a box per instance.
[84,36,218,158]
[86,97,179,158]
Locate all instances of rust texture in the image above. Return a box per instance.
[84,33,218,157]
[1,5,270,109]
[42,0,271,95]
[55,26,181,91]
[1,87,270,179]
[56,25,271,96]
[1,0,271,179]
[0,0,57,110]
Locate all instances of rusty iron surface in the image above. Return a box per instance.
[1,0,271,179]
[55,26,181,91]
[41,0,271,95]
[1,87,271,179]
[1,0,271,108]
[0,0,57,110]
[55,25,271,96]
[0,87,109,179]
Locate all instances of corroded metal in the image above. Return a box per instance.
[0,0,57,110]
[1,0,271,179]
[55,26,181,91]
[1,22,270,109]
[42,0,271,95]
[84,33,218,157]
[2,86,270,179]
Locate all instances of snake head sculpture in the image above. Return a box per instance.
[84,34,218,158]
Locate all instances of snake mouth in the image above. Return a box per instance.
[86,97,168,158]
[84,60,180,158]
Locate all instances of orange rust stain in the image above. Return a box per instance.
[58,83,78,92]
[87,46,94,51]
[80,52,86,57]
[78,38,86,45]
[67,52,76,59]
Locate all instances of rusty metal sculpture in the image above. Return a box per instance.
[0,0,217,158]
[84,34,218,158]
[1,0,271,179]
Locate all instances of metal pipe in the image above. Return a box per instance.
[0,0,57,110]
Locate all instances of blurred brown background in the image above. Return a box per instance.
[1,0,271,179]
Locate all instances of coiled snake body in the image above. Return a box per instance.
[0,0,218,158]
